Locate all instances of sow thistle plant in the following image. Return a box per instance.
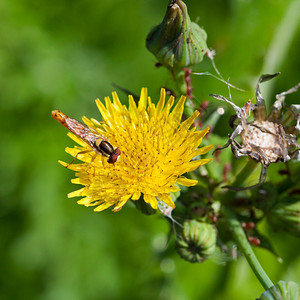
[52,0,300,299]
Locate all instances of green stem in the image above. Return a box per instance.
[225,208,274,290]
[223,160,273,290]
[173,69,187,96]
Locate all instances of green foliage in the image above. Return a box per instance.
[1,0,300,299]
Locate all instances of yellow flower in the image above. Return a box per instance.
[60,88,213,212]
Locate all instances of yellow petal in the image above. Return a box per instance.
[94,202,113,212]
[177,177,198,186]
[132,192,141,200]
[138,88,147,113]
[68,188,86,198]
[158,194,175,208]
[155,88,166,116]
[143,194,158,209]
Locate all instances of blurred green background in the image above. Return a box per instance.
[1,0,300,299]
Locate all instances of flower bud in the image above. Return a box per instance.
[267,197,300,237]
[176,220,216,263]
[146,0,208,71]
[258,280,300,300]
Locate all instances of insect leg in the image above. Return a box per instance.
[213,124,243,155]
[65,150,93,168]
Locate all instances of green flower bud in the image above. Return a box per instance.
[258,281,300,300]
[176,220,216,263]
[146,0,208,71]
[267,197,300,237]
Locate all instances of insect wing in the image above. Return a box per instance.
[52,110,121,164]
[51,110,105,151]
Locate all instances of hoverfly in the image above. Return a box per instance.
[51,110,121,164]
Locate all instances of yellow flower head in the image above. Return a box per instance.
[58,88,213,212]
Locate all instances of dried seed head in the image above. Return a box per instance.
[210,73,300,190]
[240,121,289,165]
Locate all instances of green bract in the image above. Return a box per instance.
[176,220,216,263]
